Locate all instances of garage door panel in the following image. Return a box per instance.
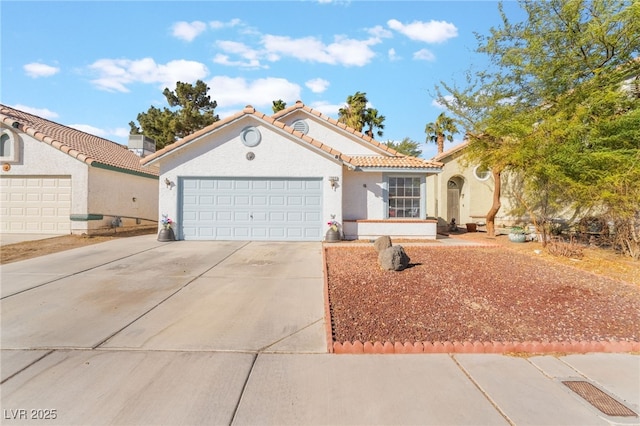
[1,176,71,234]
[287,196,303,206]
[252,212,269,221]
[216,196,233,206]
[270,212,286,221]
[181,177,322,241]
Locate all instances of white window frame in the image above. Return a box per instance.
[473,165,491,181]
[0,129,19,163]
[384,174,425,219]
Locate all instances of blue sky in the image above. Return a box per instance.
[1,1,525,159]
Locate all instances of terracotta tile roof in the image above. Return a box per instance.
[432,141,469,161]
[272,100,403,156]
[0,104,158,177]
[141,104,442,172]
[141,105,355,166]
[350,156,443,169]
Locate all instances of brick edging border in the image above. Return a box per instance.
[331,339,640,354]
[322,246,639,355]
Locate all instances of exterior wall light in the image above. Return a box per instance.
[329,176,339,190]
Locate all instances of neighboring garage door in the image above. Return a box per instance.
[181,177,323,241]
[0,175,71,234]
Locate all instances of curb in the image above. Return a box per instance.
[332,339,640,354]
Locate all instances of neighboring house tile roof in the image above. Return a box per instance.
[272,100,402,156]
[141,104,442,172]
[0,104,158,178]
[432,141,469,162]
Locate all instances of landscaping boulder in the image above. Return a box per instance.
[378,245,410,271]
[374,235,392,253]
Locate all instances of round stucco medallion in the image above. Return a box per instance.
[2,163,10,172]
[241,126,261,147]
[246,151,255,161]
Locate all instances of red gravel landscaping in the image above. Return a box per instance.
[324,245,640,352]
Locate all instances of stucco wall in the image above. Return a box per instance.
[87,167,158,231]
[342,169,385,220]
[278,112,386,156]
[154,116,344,232]
[427,149,514,227]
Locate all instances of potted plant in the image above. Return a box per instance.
[508,226,527,243]
[325,216,341,242]
[158,214,176,241]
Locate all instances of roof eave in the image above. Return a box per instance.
[353,167,443,173]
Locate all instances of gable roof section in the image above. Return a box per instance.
[0,104,158,178]
[272,100,402,157]
[140,105,442,172]
[432,141,469,162]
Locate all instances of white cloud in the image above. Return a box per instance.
[214,41,266,69]
[11,104,59,119]
[23,63,60,78]
[113,127,131,139]
[387,19,458,43]
[171,21,207,42]
[88,57,209,92]
[308,101,341,117]
[388,48,400,61]
[367,25,393,40]
[414,48,436,61]
[209,19,242,30]
[207,76,301,109]
[305,78,330,93]
[261,34,378,67]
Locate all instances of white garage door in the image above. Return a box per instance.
[0,176,71,234]
[180,177,323,241]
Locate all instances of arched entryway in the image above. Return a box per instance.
[447,176,464,223]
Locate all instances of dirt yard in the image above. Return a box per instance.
[0,227,156,264]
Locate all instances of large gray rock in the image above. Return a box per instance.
[373,236,392,253]
[378,245,410,271]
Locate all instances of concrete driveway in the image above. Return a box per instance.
[1,237,326,352]
[2,235,638,425]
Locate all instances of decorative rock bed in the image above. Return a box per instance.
[323,245,640,354]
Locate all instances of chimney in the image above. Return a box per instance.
[127,135,156,158]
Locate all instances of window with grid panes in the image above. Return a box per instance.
[388,177,421,218]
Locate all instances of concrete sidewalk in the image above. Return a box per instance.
[1,235,638,425]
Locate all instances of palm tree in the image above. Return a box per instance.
[363,108,385,138]
[425,112,459,154]
[338,91,368,131]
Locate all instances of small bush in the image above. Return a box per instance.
[546,239,584,259]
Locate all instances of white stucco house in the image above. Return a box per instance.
[0,104,159,235]
[141,101,444,241]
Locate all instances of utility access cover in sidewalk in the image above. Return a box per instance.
[563,381,638,417]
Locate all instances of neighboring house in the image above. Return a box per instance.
[141,101,443,241]
[426,141,515,232]
[0,104,158,235]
